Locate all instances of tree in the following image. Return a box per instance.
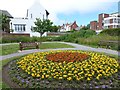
[86,24,90,29]
[81,26,88,30]
[50,25,59,32]
[81,24,90,30]
[33,18,53,37]
[0,13,11,33]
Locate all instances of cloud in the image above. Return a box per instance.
[40,0,119,24]
[41,0,119,14]
[0,0,119,25]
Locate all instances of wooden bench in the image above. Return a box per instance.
[19,42,39,51]
[98,40,119,49]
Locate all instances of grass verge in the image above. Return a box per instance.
[0,42,74,55]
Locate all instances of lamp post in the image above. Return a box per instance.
[10,22,13,33]
[10,22,12,29]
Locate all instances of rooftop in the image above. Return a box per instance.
[0,10,13,18]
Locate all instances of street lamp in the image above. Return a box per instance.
[10,22,14,33]
[10,22,12,29]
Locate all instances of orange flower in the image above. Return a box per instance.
[46,52,89,62]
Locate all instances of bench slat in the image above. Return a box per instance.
[98,40,119,49]
[19,42,40,51]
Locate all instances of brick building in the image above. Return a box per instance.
[90,21,98,30]
[90,12,120,30]
[70,21,78,30]
[98,13,109,30]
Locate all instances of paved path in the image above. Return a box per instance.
[0,42,119,61]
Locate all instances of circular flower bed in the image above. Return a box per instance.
[8,50,120,88]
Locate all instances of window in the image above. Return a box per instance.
[113,18,118,23]
[118,19,120,23]
[14,24,26,32]
[18,25,19,31]
[21,25,22,31]
[23,25,25,31]
[15,25,17,31]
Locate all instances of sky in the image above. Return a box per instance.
[0,0,119,26]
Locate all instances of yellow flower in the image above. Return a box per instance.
[74,70,77,74]
[59,77,63,80]
[115,69,118,72]
[72,68,75,70]
[88,74,92,77]
[76,78,80,81]
[87,77,91,81]
[31,73,35,77]
[63,75,67,78]
[46,75,49,78]
[54,76,57,78]
[28,72,30,75]
[36,74,40,77]
[96,76,99,80]
[68,73,73,76]
[67,77,72,81]
[42,75,44,79]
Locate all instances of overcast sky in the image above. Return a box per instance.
[0,0,119,26]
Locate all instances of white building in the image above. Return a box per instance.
[59,21,79,32]
[10,1,49,37]
[103,12,120,29]
[59,23,71,32]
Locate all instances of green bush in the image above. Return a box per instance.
[54,30,96,42]
[100,28,120,36]
[77,34,119,50]
[1,36,56,43]
[2,36,32,43]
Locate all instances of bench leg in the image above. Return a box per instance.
[36,45,39,49]
[20,47,23,51]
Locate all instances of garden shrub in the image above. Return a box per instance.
[100,28,120,36]
[2,36,32,43]
[77,34,119,50]
[54,30,96,42]
[1,36,56,43]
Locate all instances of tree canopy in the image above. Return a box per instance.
[0,13,11,33]
[50,25,59,32]
[32,18,53,37]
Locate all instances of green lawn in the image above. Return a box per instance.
[40,43,74,49]
[0,44,19,56]
[0,43,74,55]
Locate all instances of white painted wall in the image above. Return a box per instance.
[59,24,71,32]
[103,13,120,29]
[10,18,29,33]
[10,1,47,37]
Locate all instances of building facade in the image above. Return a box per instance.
[90,21,98,30]
[90,12,120,31]
[98,13,109,30]
[10,1,49,37]
[59,21,78,32]
[104,13,120,29]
